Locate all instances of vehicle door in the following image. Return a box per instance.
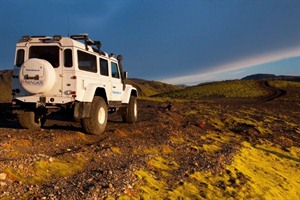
[29,45,63,97]
[110,61,123,102]
[99,57,111,97]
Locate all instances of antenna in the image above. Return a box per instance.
[67,16,70,37]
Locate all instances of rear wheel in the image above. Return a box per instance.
[17,111,42,129]
[123,96,137,123]
[81,97,108,135]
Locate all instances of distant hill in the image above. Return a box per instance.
[156,80,270,100]
[0,70,12,102]
[242,74,300,82]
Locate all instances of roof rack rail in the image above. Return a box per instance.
[70,34,103,55]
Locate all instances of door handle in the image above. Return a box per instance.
[113,86,116,88]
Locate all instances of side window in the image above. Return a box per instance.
[16,49,25,67]
[111,62,120,78]
[77,50,97,73]
[64,49,73,67]
[100,58,108,76]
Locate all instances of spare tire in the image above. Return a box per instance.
[19,58,56,94]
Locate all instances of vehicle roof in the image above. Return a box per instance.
[16,36,118,61]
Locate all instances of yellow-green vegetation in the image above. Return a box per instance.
[191,142,300,199]
[134,170,201,199]
[202,132,238,153]
[169,136,185,144]
[225,115,271,135]
[269,80,300,89]
[4,155,87,185]
[231,142,300,199]
[158,80,269,99]
[255,140,300,163]
[269,80,300,100]
[110,146,122,154]
[133,145,174,155]
[130,96,300,199]
[159,80,268,100]
[135,170,168,199]
[133,141,300,199]
[148,156,179,171]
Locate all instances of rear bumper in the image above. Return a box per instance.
[13,95,75,104]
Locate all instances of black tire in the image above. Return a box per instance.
[81,97,108,135]
[17,111,41,129]
[123,96,137,123]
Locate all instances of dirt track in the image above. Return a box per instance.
[0,84,300,199]
[259,81,287,101]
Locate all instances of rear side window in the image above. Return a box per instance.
[29,46,60,68]
[64,49,73,67]
[77,50,97,73]
[16,49,25,67]
[100,58,108,76]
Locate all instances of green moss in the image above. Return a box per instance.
[142,147,160,155]
[169,136,185,144]
[135,170,203,199]
[185,110,198,115]
[231,142,300,199]
[189,141,300,199]
[135,170,167,199]
[209,118,225,130]
[167,182,200,199]
[255,141,300,163]
[110,146,122,154]
[202,144,222,152]
[270,80,300,88]
[159,80,269,100]
[5,156,87,185]
[148,156,179,171]
[225,116,271,135]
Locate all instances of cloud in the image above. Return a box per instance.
[160,46,300,85]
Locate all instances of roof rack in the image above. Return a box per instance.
[70,34,104,55]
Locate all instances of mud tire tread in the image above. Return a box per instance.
[81,97,108,135]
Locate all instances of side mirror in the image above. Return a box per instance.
[123,71,128,79]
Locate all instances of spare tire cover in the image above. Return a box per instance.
[19,58,56,94]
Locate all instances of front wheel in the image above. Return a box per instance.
[81,97,108,135]
[123,96,137,123]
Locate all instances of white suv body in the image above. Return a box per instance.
[12,34,137,135]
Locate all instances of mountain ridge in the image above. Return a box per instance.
[242,73,300,82]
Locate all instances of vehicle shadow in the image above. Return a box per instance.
[0,103,125,131]
[0,103,20,128]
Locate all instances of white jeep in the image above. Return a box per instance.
[11,34,138,135]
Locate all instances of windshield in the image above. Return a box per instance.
[29,46,60,68]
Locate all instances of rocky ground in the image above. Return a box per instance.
[0,88,300,199]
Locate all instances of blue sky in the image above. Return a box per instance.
[0,0,299,85]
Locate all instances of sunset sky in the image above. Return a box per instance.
[0,0,299,85]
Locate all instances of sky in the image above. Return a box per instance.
[0,0,299,85]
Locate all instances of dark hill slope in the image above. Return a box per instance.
[126,78,183,97]
[0,70,12,102]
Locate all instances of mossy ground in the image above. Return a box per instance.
[4,155,87,185]
[0,80,299,199]
[121,87,300,199]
